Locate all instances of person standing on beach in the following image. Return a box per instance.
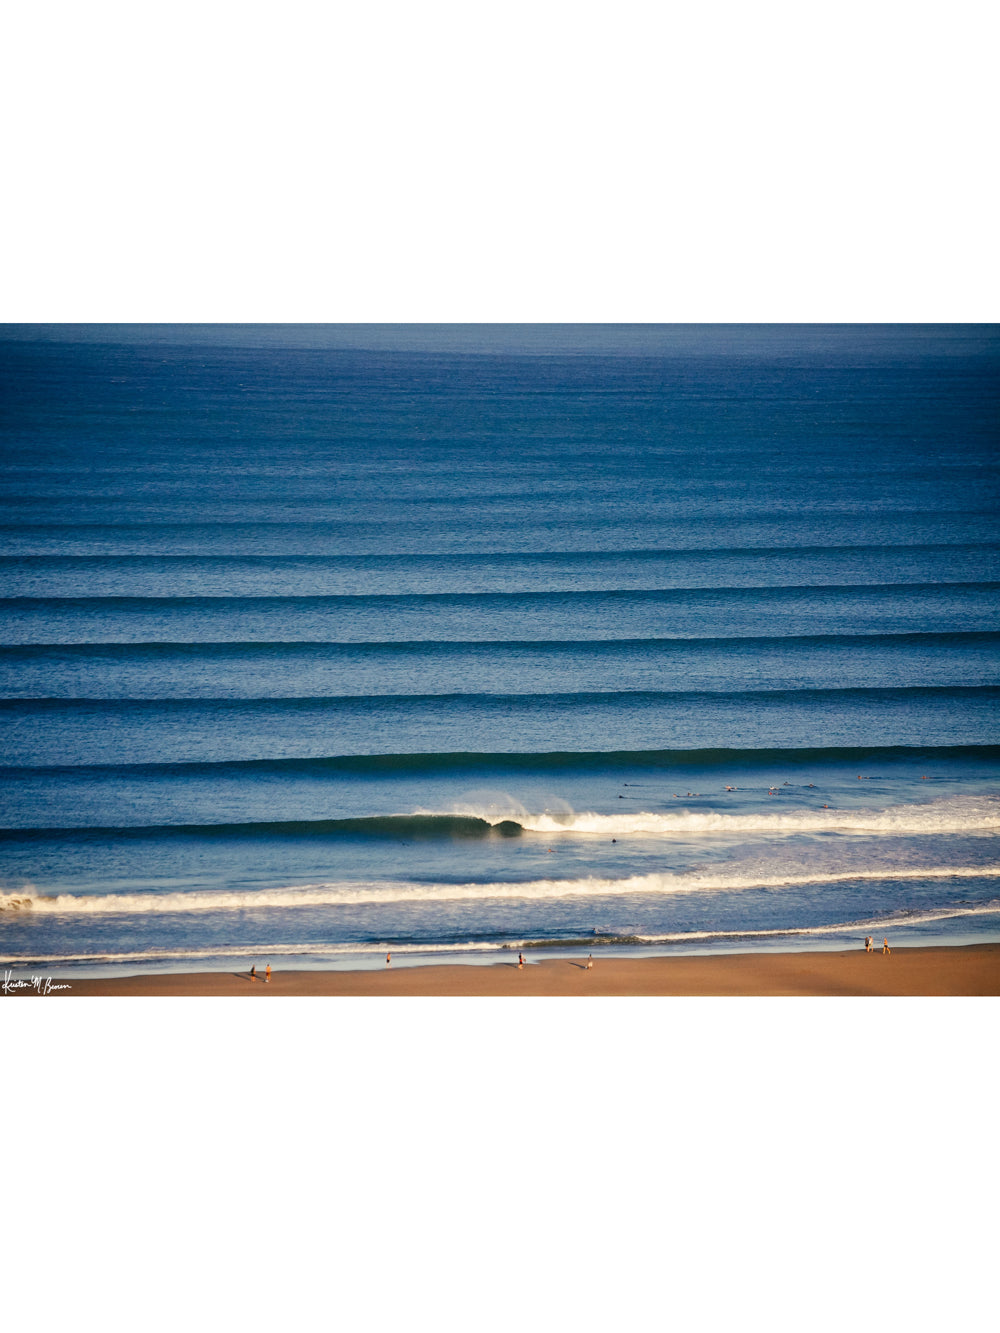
[386,951,391,966]
[586,953,593,969]
[265,964,271,983]
[883,938,891,955]
[250,965,256,981]
[518,952,524,969]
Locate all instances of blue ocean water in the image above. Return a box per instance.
[1,324,998,977]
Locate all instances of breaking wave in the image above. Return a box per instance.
[4,864,1000,915]
[2,795,996,843]
[420,792,1000,838]
[502,795,1000,837]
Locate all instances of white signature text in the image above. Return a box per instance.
[3,970,71,995]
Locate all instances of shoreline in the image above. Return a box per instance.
[7,942,999,996]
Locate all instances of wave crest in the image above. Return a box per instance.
[4,864,1000,916]
[457,794,1000,837]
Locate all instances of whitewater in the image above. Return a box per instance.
[3,863,1000,918]
[445,793,1000,837]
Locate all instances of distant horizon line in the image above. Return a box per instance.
[2,322,998,358]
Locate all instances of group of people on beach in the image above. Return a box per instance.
[249,964,271,982]
[865,937,891,954]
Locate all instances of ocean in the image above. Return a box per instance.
[1,323,998,978]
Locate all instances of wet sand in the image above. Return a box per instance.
[16,942,1000,996]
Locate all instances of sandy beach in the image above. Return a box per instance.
[12,942,999,996]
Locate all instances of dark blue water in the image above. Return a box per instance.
[2,325,998,976]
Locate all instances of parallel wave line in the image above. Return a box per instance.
[3,581,998,608]
[2,542,997,563]
[2,795,998,841]
[4,867,1000,915]
[2,630,998,656]
[2,743,998,781]
[1,685,998,711]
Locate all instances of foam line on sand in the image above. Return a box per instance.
[9,943,999,996]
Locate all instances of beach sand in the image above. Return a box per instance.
[16,943,1000,996]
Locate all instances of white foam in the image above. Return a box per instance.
[635,902,1000,942]
[4,864,1000,915]
[6,903,999,967]
[0,941,502,965]
[461,794,1000,837]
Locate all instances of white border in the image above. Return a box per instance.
[2,3,996,322]
[2,3,996,1325]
